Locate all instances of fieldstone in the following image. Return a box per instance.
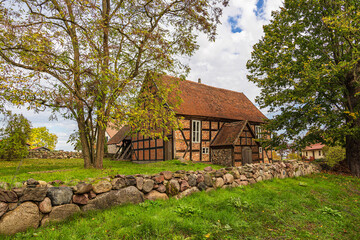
[39,197,52,213]
[0,182,10,190]
[0,202,8,217]
[0,190,18,203]
[0,202,40,235]
[74,183,93,194]
[204,174,213,187]
[38,180,48,187]
[47,204,80,223]
[206,188,215,192]
[188,174,197,186]
[239,175,247,181]
[47,187,73,206]
[82,186,144,211]
[256,176,263,182]
[125,175,137,186]
[196,174,204,183]
[197,182,207,191]
[214,171,224,178]
[153,175,164,184]
[161,171,173,180]
[232,170,241,179]
[231,182,239,188]
[8,203,17,211]
[20,187,47,202]
[249,179,256,184]
[145,190,169,201]
[26,178,39,187]
[136,177,144,190]
[88,191,96,199]
[204,166,213,172]
[72,194,89,205]
[93,181,112,194]
[142,179,155,193]
[166,179,180,196]
[111,178,126,190]
[224,174,234,184]
[176,187,200,199]
[173,173,185,178]
[180,180,190,192]
[215,178,224,188]
[157,184,166,193]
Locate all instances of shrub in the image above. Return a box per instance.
[322,146,345,167]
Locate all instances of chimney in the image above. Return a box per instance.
[198,78,201,84]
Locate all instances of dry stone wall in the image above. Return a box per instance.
[0,161,321,235]
[27,151,82,159]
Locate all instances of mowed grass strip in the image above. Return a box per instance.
[3,173,360,240]
[0,159,223,184]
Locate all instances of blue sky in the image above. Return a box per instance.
[3,0,283,151]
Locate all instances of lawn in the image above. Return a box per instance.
[0,158,223,185]
[3,173,360,239]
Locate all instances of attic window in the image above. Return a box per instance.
[192,120,201,143]
[255,125,262,139]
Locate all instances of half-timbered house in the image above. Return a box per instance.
[110,75,272,166]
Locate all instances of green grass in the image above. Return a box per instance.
[3,173,360,239]
[0,159,223,184]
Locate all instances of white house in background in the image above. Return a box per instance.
[302,143,325,160]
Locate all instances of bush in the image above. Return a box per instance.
[322,146,345,167]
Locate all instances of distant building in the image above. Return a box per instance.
[302,143,325,160]
[30,146,51,151]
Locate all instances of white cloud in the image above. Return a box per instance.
[188,0,283,106]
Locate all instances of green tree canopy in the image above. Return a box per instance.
[28,127,58,150]
[0,0,229,168]
[247,0,360,176]
[0,113,31,160]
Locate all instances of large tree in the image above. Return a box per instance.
[0,0,228,168]
[29,127,58,150]
[0,113,32,160]
[247,0,360,176]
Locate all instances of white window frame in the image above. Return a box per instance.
[202,147,209,154]
[255,125,262,139]
[192,120,201,143]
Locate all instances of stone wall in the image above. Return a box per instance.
[211,148,233,167]
[27,151,82,159]
[0,161,321,235]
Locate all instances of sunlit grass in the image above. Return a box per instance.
[0,158,223,184]
[3,173,359,239]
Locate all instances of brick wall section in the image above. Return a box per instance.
[0,161,321,235]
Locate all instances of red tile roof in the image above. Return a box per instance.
[304,143,326,150]
[163,76,266,123]
[107,125,131,145]
[211,121,247,147]
[106,122,119,139]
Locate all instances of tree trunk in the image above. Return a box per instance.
[77,119,92,168]
[345,63,360,177]
[346,135,360,177]
[95,125,105,169]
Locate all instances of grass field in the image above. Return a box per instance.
[0,158,223,184]
[2,173,359,240]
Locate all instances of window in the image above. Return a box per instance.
[306,152,308,157]
[192,120,201,143]
[202,147,209,154]
[255,125,262,139]
[259,147,262,154]
[319,151,321,156]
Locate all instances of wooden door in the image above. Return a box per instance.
[242,147,252,165]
